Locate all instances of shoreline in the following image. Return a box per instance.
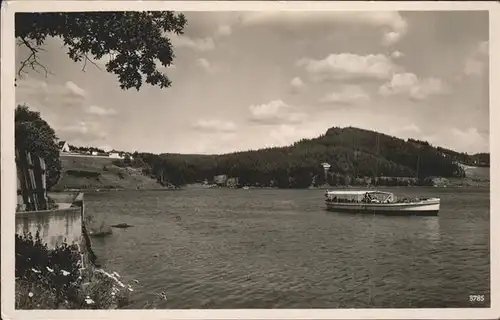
[58,182,490,193]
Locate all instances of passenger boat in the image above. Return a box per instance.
[324,190,440,216]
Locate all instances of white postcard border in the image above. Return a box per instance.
[2,1,499,319]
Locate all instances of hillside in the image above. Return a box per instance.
[446,163,490,187]
[134,126,489,188]
[434,146,490,167]
[52,155,164,191]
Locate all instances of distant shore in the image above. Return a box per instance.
[53,152,489,193]
[59,180,489,193]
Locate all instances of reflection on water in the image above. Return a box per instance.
[87,187,490,309]
[418,217,441,243]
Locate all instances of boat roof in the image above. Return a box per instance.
[326,190,393,196]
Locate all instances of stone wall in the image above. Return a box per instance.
[15,207,83,249]
[15,192,85,249]
[15,192,99,282]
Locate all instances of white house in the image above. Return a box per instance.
[214,174,228,185]
[58,141,70,153]
[122,153,134,161]
[91,151,99,156]
[108,152,122,159]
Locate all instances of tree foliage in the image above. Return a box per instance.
[134,126,469,188]
[69,145,105,154]
[15,104,62,189]
[435,147,490,167]
[15,11,187,90]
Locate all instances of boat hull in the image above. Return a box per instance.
[325,198,440,216]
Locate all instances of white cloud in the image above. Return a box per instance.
[463,41,489,76]
[319,85,370,104]
[216,25,232,37]
[60,121,90,135]
[249,100,307,125]
[192,119,237,133]
[17,79,114,144]
[59,121,107,140]
[196,58,211,72]
[242,11,403,27]
[190,134,238,154]
[449,127,488,153]
[169,34,215,52]
[379,72,447,100]
[390,51,404,59]
[241,11,408,45]
[290,77,305,92]
[16,78,86,112]
[478,40,489,55]
[388,124,421,138]
[268,124,319,147]
[16,78,48,91]
[382,31,403,46]
[297,53,396,82]
[65,81,86,97]
[399,124,421,133]
[464,59,484,76]
[425,127,489,154]
[86,105,117,116]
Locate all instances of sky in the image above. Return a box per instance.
[15,10,489,155]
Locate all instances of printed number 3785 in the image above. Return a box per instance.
[469,295,485,302]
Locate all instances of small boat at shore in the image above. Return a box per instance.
[324,190,440,216]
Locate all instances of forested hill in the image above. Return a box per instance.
[127,126,488,188]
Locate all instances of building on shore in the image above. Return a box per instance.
[58,141,70,153]
[227,177,239,188]
[214,174,228,186]
[108,150,123,159]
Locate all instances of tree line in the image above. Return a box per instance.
[68,145,106,154]
[128,126,471,188]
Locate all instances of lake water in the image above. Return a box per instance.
[86,187,490,308]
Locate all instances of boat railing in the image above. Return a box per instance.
[325,197,391,204]
[392,197,435,203]
[326,195,435,204]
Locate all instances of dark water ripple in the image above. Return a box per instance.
[86,187,490,309]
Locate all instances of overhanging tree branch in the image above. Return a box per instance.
[17,37,52,78]
[15,11,187,91]
[80,52,102,72]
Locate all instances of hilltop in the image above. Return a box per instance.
[132,126,490,188]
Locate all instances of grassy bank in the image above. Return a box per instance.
[52,155,164,192]
[447,165,490,188]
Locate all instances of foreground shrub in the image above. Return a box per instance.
[15,232,82,308]
[15,232,131,309]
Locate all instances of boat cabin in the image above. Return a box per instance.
[325,190,394,204]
